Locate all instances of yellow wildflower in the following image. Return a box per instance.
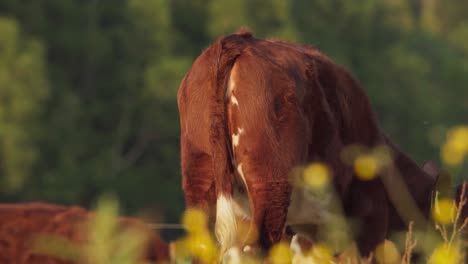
[447,126,468,152]
[186,232,218,263]
[354,154,379,180]
[429,243,461,264]
[441,126,468,166]
[432,198,455,225]
[182,208,208,234]
[269,242,293,264]
[303,163,331,189]
[309,243,334,263]
[374,240,400,264]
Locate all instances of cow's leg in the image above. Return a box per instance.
[346,179,389,257]
[243,173,291,251]
[181,140,216,215]
[260,181,292,248]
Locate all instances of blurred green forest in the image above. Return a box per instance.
[0,0,467,233]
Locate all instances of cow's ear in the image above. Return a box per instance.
[422,160,439,181]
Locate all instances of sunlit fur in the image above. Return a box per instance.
[231,95,239,106]
[223,247,241,263]
[215,194,238,256]
[232,128,243,148]
[178,30,441,257]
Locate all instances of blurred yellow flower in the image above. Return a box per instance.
[87,195,119,263]
[303,163,330,189]
[309,243,333,263]
[179,208,218,263]
[113,227,147,264]
[171,238,191,260]
[441,126,468,166]
[374,240,400,264]
[354,154,379,180]
[186,232,218,263]
[441,143,465,166]
[182,208,208,234]
[447,126,468,152]
[429,243,461,264]
[432,198,455,225]
[269,242,293,264]
[173,232,218,263]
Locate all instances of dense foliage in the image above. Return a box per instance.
[0,0,466,237]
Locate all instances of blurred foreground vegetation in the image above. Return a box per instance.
[35,183,467,263]
[0,0,467,240]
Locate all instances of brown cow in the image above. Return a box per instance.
[0,202,169,264]
[177,30,440,258]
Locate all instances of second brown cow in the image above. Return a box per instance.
[0,202,169,264]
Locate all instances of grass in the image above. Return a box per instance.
[30,125,468,263]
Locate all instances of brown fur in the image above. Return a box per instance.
[178,31,439,256]
[0,202,169,264]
